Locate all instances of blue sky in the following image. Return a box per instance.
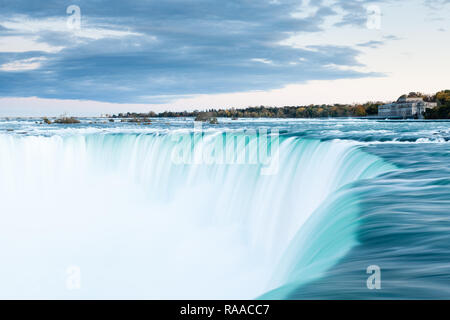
[0,0,449,115]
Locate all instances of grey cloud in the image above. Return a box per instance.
[0,0,385,103]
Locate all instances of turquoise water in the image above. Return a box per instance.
[0,117,449,299]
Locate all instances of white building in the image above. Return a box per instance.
[378,96,437,119]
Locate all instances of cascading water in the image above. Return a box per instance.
[0,130,395,299]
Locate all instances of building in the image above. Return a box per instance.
[378,96,437,119]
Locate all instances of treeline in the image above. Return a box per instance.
[424,90,450,119]
[114,102,383,119]
[112,90,450,119]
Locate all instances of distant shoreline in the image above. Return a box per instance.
[1,90,449,120]
[2,116,450,122]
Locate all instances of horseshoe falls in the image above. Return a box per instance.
[1,118,450,299]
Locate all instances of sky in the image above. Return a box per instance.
[0,0,449,116]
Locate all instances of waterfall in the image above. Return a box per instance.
[0,132,394,299]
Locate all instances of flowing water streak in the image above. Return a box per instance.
[0,131,394,299]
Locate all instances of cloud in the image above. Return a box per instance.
[0,57,46,71]
[424,0,450,9]
[251,58,274,65]
[1,15,145,39]
[0,0,388,103]
[0,36,64,53]
[357,40,384,48]
[0,14,146,49]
